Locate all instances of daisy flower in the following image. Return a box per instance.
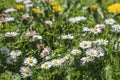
[45,20,53,26]
[79,41,92,49]
[91,28,102,34]
[41,62,52,69]
[71,49,81,55]
[61,34,74,40]
[95,39,108,45]
[20,67,32,78]
[26,30,36,37]
[24,57,37,66]
[81,56,93,64]
[86,48,98,57]
[94,24,105,29]
[96,47,104,57]
[10,50,22,57]
[51,59,62,67]
[111,24,120,33]
[5,32,18,37]
[0,47,10,54]
[4,8,16,13]
[33,35,42,41]
[40,47,50,58]
[82,27,92,32]
[6,56,17,64]
[104,18,116,25]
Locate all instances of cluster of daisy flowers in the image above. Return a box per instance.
[82,24,105,34]
[105,18,120,33]
[70,38,108,64]
[41,53,73,69]
[0,47,22,64]
[82,18,120,34]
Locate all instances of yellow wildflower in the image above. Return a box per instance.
[91,5,98,11]
[16,4,25,10]
[108,3,120,13]
[52,5,64,13]
[32,8,42,14]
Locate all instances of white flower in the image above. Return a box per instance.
[96,47,104,57]
[22,13,30,19]
[114,43,120,49]
[23,0,31,4]
[20,67,32,78]
[61,34,74,40]
[0,47,10,54]
[111,24,120,33]
[6,56,17,64]
[45,20,53,25]
[95,39,108,45]
[26,4,33,8]
[40,47,50,58]
[33,35,42,41]
[4,8,16,13]
[86,48,98,57]
[79,41,92,49]
[26,31,36,36]
[41,62,52,69]
[81,56,93,64]
[10,50,22,57]
[82,27,91,32]
[91,28,102,34]
[51,59,62,67]
[94,24,105,29]
[24,57,37,66]
[5,32,18,37]
[16,0,23,2]
[105,18,116,25]
[71,49,81,55]
[63,54,73,60]
[5,17,14,22]
[69,16,86,23]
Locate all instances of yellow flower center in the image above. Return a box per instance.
[23,69,29,74]
[29,59,33,63]
[83,42,88,47]
[10,58,14,62]
[89,51,94,55]
[44,63,49,67]
[53,61,58,64]
[2,50,7,53]
[14,52,19,56]
[85,57,90,61]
